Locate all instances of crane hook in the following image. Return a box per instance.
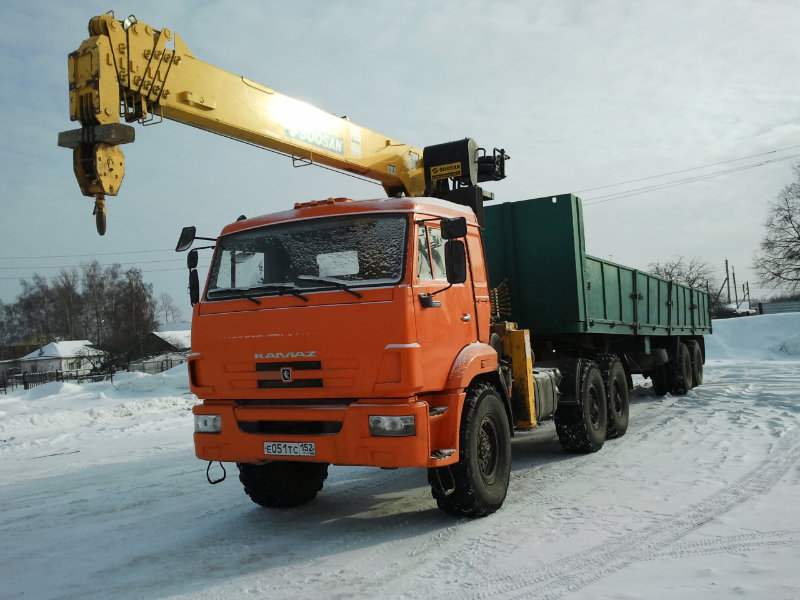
[93,194,107,236]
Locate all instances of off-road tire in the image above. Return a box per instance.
[670,342,693,395]
[650,365,670,396]
[428,382,511,517]
[596,355,629,439]
[238,461,329,508]
[555,361,607,453]
[687,341,703,387]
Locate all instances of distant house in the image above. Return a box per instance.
[129,328,191,374]
[0,345,38,377]
[18,340,105,375]
[139,329,191,357]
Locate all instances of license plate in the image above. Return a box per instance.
[264,441,316,457]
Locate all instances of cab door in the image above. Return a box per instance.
[412,221,477,390]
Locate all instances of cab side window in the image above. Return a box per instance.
[418,226,433,280]
[417,225,447,281]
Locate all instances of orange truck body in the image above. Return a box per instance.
[191,196,497,469]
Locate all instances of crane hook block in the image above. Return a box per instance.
[59,123,134,236]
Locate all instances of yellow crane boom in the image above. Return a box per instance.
[58,13,425,234]
[58,12,507,235]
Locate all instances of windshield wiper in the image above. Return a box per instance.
[250,283,309,302]
[296,275,363,298]
[231,289,261,306]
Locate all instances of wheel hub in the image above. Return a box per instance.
[478,416,499,481]
[588,387,601,429]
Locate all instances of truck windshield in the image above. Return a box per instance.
[206,214,408,300]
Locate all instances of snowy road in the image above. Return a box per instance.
[2,314,799,599]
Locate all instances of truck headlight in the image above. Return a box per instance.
[368,415,415,437]
[195,414,222,433]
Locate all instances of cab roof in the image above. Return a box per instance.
[219,196,477,236]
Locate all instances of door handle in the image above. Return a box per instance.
[461,314,472,322]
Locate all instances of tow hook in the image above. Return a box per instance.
[206,461,227,484]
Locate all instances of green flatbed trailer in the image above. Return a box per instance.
[483,194,711,398]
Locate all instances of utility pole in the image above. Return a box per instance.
[732,266,739,306]
[725,259,731,304]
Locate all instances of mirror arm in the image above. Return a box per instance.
[428,283,453,297]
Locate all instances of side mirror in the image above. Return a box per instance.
[441,217,467,240]
[187,249,199,269]
[189,270,200,306]
[176,226,196,252]
[445,240,467,284]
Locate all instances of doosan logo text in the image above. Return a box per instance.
[254,351,317,360]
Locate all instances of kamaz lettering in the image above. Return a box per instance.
[285,127,344,155]
[254,351,317,360]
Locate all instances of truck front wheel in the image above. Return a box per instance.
[237,461,329,508]
[428,382,511,517]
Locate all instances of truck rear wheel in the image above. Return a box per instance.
[670,342,693,395]
[237,461,329,508]
[598,356,629,439]
[428,382,511,517]
[650,366,670,396]
[688,341,703,387]
[555,362,607,453]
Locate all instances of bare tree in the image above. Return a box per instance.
[0,300,8,347]
[52,269,82,340]
[16,274,55,345]
[157,293,184,325]
[0,261,158,366]
[648,256,716,289]
[753,162,800,292]
[80,261,122,347]
[649,256,729,316]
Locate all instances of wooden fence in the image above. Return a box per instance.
[1,370,113,394]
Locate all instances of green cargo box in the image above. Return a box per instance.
[483,194,712,337]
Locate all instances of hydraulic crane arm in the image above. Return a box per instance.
[59,13,507,235]
[58,13,425,234]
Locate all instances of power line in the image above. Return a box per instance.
[0,248,174,260]
[576,143,800,194]
[583,152,800,205]
[0,258,187,271]
[0,263,210,281]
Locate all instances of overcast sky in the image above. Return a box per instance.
[1,0,798,316]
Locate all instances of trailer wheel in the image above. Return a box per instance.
[555,362,607,453]
[428,382,511,517]
[670,343,693,395]
[650,366,670,396]
[687,341,703,387]
[237,461,329,508]
[597,356,629,439]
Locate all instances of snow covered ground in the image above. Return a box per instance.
[2,313,799,600]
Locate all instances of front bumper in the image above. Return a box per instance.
[193,397,460,468]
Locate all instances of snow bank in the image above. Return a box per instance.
[706,312,800,360]
[0,363,196,469]
[2,314,799,600]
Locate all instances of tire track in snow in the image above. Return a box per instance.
[294,389,685,598]
[652,529,800,560]
[300,387,699,597]
[465,432,800,600]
